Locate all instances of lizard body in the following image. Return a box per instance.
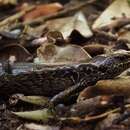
[0,53,130,105]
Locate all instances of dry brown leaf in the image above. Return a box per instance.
[95,113,121,130]
[23,3,63,22]
[78,76,130,100]
[61,104,130,124]
[9,94,50,106]
[19,123,59,130]
[37,43,91,64]
[71,96,112,116]
[0,0,17,5]
[61,125,92,130]
[93,0,130,29]
[83,44,107,57]
[0,44,32,62]
[12,108,55,121]
[46,12,93,39]
[118,28,130,44]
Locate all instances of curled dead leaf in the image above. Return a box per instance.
[61,104,130,124]
[19,96,50,106]
[23,3,63,22]
[95,113,121,130]
[46,12,93,39]
[71,96,112,116]
[0,0,17,6]
[83,44,106,57]
[37,43,91,64]
[78,76,130,100]
[12,108,55,121]
[93,0,130,29]
[19,123,59,130]
[0,44,32,62]
[9,94,50,106]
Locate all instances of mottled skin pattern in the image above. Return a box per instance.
[0,53,130,105]
[90,53,130,79]
[51,53,130,104]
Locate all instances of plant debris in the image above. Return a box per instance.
[1,0,130,130]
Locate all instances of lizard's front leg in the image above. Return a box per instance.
[51,53,130,105]
[51,64,99,105]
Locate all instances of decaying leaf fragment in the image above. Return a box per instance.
[19,96,50,106]
[37,43,91,63]
[61,104,130,124]
[71,96,112,116]
[95,113,121,130]
[23,3,63,22]
[9,94,50,106]
[0,44,32,62]
[83,44,107,57]
[0,0,17,5]
[78,76,130,100]
[93,0,130,29]
[118,28,130,43]
[19,123,59,130]
[46,12,93,39]
[12,108,55,121]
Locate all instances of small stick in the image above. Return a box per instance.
[10,0,97,29]
[0,5,35,28]
[97,17,130,32]
[70,95,112,116]
[93,29,117,41]
[61,104,130,124]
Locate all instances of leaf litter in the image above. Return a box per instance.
[1,0,130,130]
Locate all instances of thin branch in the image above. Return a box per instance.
[0,5,35,28]
[98,17,130,32]
[10,0,97,29]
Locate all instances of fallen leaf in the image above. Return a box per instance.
[12,108,55,121]
[118,28,130,44]
[71,96,111,116]
[19,96,50,106]
[95,113,121,130]
[78,76,130,100]
[25,24,47,39]
[22,124,59,130]
[0,0,17,5]
[83,44,106,57]
[0,44,32,62]
[60,104,130,124]
[37,43,91,63]
[9,94,50,106]
[0,30,20,39]
[46,11,93,39]
[93,0,130,29]
[23,3,63,22]
[61,125,92,130]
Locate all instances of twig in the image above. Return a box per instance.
[61,104,130,124]
[98,17,130,32]
[0,5,35,28]
[10,0,97,29]
[113,111,130,124]
[77,76,130,100]
[93,29,118,41]
[70,95,112,116]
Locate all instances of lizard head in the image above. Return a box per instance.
[92,52,130,79]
